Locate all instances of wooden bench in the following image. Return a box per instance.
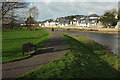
[22,42,37,55]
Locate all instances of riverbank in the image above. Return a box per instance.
[18,33,120,79]
[41,27,120,34]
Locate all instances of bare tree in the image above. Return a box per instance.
[24,6,39,31]
[2,2,29,29]
[28,6,39,19]
[2,2,28,17]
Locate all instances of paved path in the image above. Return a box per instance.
[2,30,67,79]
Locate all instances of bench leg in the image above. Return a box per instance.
[28,49,30,56]
[22,51,24,55]
[35,48,37,52]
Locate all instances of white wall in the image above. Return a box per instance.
[115,22,120,28]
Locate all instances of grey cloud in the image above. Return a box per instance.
[33,2,118,21]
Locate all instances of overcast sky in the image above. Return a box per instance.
[2,0,119,2]
[31,2,118,21]
[2,0,119,21]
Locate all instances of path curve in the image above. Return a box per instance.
[2,29,67,79]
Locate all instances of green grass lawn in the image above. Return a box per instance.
[18,33,120,79]
[2,29,50,63]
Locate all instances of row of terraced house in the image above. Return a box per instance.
[39,15,103,28]
[38,15,119,28]
[20,15,120,28]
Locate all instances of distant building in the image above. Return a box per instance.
[115,22,120,28]
[75,15,100,27]
[20,23,26,26]
[58,19,70,27]
[41,14,106,28]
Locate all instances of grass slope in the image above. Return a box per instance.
[18,33,120,79]
[2,29,49,63]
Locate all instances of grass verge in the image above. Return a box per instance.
[17,33,120,79]
[2,29,50,63]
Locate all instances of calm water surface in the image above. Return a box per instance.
[57,30,120,56]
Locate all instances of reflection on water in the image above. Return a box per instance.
[57,31,119,56]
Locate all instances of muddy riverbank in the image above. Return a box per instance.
[40,27,120,34]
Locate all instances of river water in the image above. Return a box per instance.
[57,30,120,56]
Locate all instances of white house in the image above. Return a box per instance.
[44,21,50,26]
[39,23,45,27]
[76,18,89,27]
[20,23,26,26]
[58,20,70,27]
[115,22,120,28]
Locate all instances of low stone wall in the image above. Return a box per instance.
[40,26,120,34]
